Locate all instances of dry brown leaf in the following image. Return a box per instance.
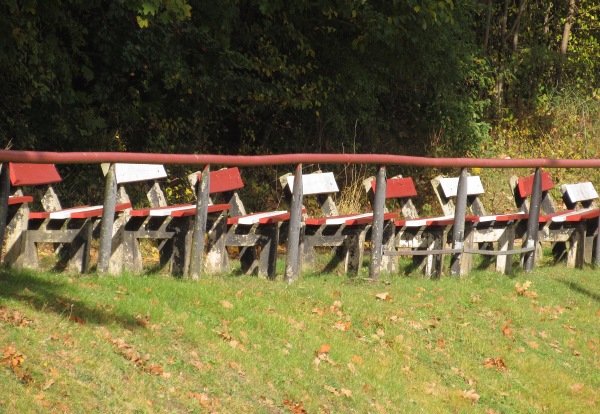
[352,355,363,365]
[282,399,307,414]
[317,344,331,354]
[312,308,324,316]
[324,384,338,394]
[221,300,234,309]
[333,321,351,331]
[42,379,55,390]
[502,320,513,339]
[571,383,585,392]
[461,389,480,404]
[375,292,392,301]
[483,357,508,371]
[340,388,352,397]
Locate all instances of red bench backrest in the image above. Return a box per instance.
[9,163,62,186]
[207,167,244,194]
[371,177,417,199]
[517,171,554,197]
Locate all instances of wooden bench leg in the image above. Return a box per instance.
[122,229,143,274]
[567,222,585,268]
[344,227,366,276]
[205,213,229,273]
[496,223,515,274]
[3,205,29,267]
[67,220,92,273]
[258,223,280,279]
[170,219,190,276]
[380,222,397,273]
[15,230,39,269]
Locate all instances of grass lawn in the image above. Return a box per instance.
[1,254,599,413]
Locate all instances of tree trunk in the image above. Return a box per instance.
[560,0,577,57]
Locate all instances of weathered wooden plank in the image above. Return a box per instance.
[561,182,598,204]
[101,163,167,184]
[287,171,338,195]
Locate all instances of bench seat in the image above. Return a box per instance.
[228,210,289,225]
[8,195,34,205]
[29,203,131,219]
[550,207,599,223]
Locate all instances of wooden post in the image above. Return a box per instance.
[595,213,600,267]
[0,164,10,262]
[97,163,117,274]
[285,164,303,283]
[188,165,210,280]
[450,167,468,276]
[524,168,542,271]
[369,165,387,280]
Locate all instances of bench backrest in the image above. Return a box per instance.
[187,167,247,215]
[560,182,598,209]
[101,163,167,184]
[279,172,340,217]
[510,171,557,214]
[431,175,486,216]
[363,175,420,219]
[9,163,62,186]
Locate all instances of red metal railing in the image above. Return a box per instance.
[2,149,600,168]
[1,150,599,280]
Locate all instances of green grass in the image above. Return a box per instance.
[1,257,599,413]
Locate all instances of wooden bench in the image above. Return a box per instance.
[431,174,529,274]
[8,163,130,272]
[511,173,599,268]
[281,171,377,275]
[194,167,290,279]
[368,175,479,278]
[112,164,230,276]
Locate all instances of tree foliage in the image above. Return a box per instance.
[0,0,597,159]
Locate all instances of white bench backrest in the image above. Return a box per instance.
[287,172,339,195]
[101,163,168,184]
[562,182,598,204]
[438,176,485,198]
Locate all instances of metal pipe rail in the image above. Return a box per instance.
[2,150,600,279]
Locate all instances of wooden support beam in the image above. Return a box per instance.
[524,168,542,271]
[369,165,386,280]
[188,165,210,280]
[450,168,468,276]
[97,163,117,274]
[285,164,303,283]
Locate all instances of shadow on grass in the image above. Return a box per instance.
[0,268,140,330]
[557,277,600,304]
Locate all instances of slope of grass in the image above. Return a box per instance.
[1,261,599,413]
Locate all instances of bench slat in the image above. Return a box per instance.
[229,210,289,225]
[370,177,417,199]
[517,171,555,197]
[562,182,598,204]
[8,195,34,205]
[9,163,62,186]
[437,176,485,198]
[287,172,339,195]
[101,163,167,184]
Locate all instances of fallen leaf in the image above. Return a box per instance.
[351,355,363,365]
[340,388,352,397]
[461,389,480,404]
[484,357,508,371]
[502,320,513,339]
[221,300,234,309]
[282,399,307,413]
[375,292,392,301]
[324,385,338,394]
[333,321,351,331]
[571,383,585,393]
[317,344,331,354]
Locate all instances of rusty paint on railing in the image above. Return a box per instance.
[2,150,600,169]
